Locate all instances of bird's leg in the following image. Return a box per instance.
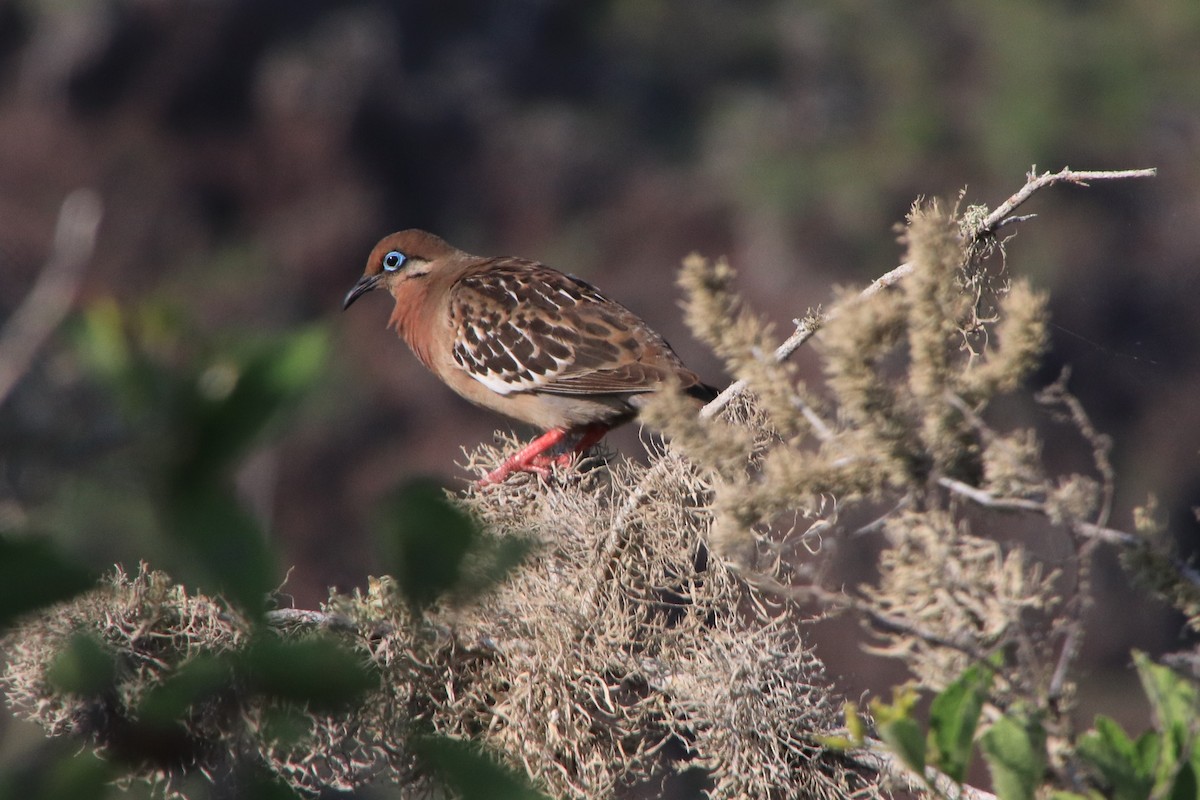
[478,423,611,486]
[569,422,610,458]
[478,428,569,486]
[528,423,610,470]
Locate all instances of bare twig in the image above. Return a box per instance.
[970,166,1155,239]
[749,577,990,660]
[937,478,1200,591]
[1075,522,1200,589]
[938,477,1045,513]
[264,608,361,633]
[1036,369,1116,527]
[584,455,677,610]
[0,189,103,408]
[701,167,1155,418]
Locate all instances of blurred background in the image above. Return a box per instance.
[1,0,1198,764]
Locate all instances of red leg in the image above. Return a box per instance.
[528,422,611,470]
[478,423,612,486]
[570,422,610,456]
[479,428,568,486]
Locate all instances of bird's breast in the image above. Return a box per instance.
[387,289,447,373]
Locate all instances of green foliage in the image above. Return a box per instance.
[166,324,328,488]
[0,536,93,629]
[1071,652,1200,800]
[3,301,546,798]
[927,661,993,784]
[0,748,115,800]
[870,663,996,789]
[816,701,866,750]
[237,634,378,713]
[160,481,277,617]
[1075,716,1158,800]
[412,736,554,800]
[380,479,534,613]
[870,685,926,776]
[46,633,118,696]
[135,653,233,727]
[870,651,1200,800]
[65,301,331,614]
[979,713,1047,800]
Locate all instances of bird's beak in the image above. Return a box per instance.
[343,273,382,310]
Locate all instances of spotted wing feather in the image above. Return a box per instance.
[448,259,691,398]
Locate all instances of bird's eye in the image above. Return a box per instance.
[383,250,406,272]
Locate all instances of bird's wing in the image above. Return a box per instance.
[447,259,692,397]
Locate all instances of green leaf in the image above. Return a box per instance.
[1133,651,1200,797]
[1135,651,1196,738]
[928,662,992,783]
[68,299,168,417]
[381,480,480,611]
[1168,762,1198,800]
[1134,651,1198,750]
[163,483,277,615]
[880,716,927,776]
[237,773,308,800]
[172,325,329,486]
[845,700,866,744]
[0,747,114,800]
[0,536,94,628]
[264,325,329,393]
[1076,715,1155,800]
[412,736,552,800]
[46,634,117,696]
[70,300,132,385]
[239,635,377,712]
[462,535,537,602]
[137,654,234,725]
[870,685,926,774]
[814,734,856,751]
[980,714,1047,800]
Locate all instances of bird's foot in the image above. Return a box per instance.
[476,424,610,487]
[477,428,568,486]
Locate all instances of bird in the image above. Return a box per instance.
[343,229,717,485]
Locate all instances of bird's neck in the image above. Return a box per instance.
[387,281,440,370]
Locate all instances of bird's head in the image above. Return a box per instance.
[343,229,458,310]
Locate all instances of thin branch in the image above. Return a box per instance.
[264,608,362,633]
[1075,522,1200,590]
[851,498,911,538]
[970,167,1155,240]
[584,454,678,610]
[1035,369,1116,527]
[938,477,1045,513]
[701,167,1155,418]
[749,577,990,660]
[938,478,1200,591]
[0,189,103,408]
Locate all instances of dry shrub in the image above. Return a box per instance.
[5,197,1156,799]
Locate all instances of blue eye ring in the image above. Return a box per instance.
[383,250,406,272]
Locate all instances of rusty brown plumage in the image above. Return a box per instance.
[344,229,715,484]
